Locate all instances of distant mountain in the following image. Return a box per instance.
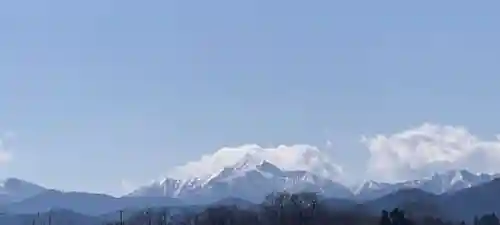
[165,145,344,183]
[362,188,440,214]
[355,170,496,200]
[0,178,47,205]
[133,160,497,205]
[4,178,500,223]
[133,145,499,205]
[354,180,402,201]
[130,159,353,203]
[440,177,500,221]
[5,190,182,215]
[350,177,500,221]
[2,164,499,220]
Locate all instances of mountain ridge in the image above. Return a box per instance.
[1,161,499,218]
[1,176,500,222]
[130,157,498,204]
[355,169,497,200]
[128,159,353,203]
[0,178,48,205]
[2,167,496,205]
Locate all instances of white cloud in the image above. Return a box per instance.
[362,123,500,182]
[326,140,334,148]
[166,144,344,181]
[120,179,138,194]
[0,135,13,164]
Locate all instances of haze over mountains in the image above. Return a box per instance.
[2,170,500,222]
[2,145,500,221]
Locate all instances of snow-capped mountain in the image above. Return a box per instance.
[0,178,47,204]
[165,144,344,182]
[129,157,352,203]
[130,144,500,203]
[356,170,497,200]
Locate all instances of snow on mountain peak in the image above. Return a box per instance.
[450,170,467,185]
[233,153,266,170]
[354,179,392,195]
[355,169,498,200]
[166,144,343,181]
[129,145,347,200]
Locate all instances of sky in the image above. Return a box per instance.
[1,1,500,196]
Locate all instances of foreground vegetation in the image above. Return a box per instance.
[105,192,500,225]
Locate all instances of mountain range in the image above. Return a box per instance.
[355,169,498,200]
[0,178,47,205]
[2,176,500,223]
[2,149,500,221]
[128,152,498,203]
[0,165,498,216]
[128,159,353,203]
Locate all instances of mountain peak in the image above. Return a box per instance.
[357,180,383,191]
[355,169,498,201]
[205,159,285,185]
[437,169,473,177]
[428,169,485,187]
[1,178,24,188]
[129,147,351,201]
[165,144,343,181]
[233,153,265,170]
[0,178,48,204]
[0,178,45,191]
[232,156,281,173]
[257,160,281,171]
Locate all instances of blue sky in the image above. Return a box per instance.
[1,1,500,196]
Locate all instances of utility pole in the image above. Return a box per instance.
[161,210,167,225]
[48,211,52,225]
[279,203,283,225]
[119,210,124,225]
[147,208,152,225]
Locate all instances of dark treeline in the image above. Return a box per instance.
[107,192,500,225]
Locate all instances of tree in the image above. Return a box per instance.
[389,208,413,225]
[478,213,500,225]
[380,210,392,225]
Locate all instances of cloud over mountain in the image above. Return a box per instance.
[129,122,500,196]
[0,132,14,164]
[166,144,344,181]
[363,123,500,182]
